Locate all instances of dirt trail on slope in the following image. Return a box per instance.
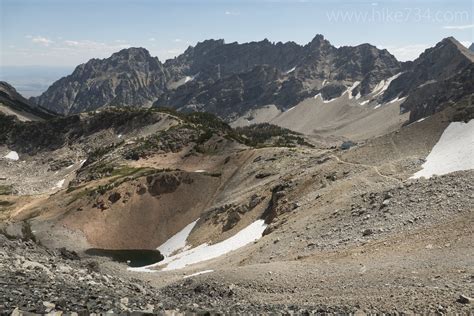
[330,154,401,183]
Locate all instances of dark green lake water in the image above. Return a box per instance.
[85,249,163,267]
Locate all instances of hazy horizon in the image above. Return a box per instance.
[0,65,73,97]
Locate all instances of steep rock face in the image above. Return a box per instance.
[469,43,474,52]
[384,37,474,122]
[165,39,302,82]
[0,81,56,120]
[156,35,402,118]
[294,37,401,95]
[33,48,168,115]
[383,37,473,102]
[336,44,402,96]
[402,63,474,122]
[158,65,296,120]
[33,35,403,119]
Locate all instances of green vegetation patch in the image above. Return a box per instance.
[123,128,198,160]
[233,123,314,148]
[67,167,174,205]
[90,167,173,196]
[0,185,14,195]
[83,142,124,167]
[0,200,14,211]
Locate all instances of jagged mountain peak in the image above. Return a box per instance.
[469,43,474,52]
[440,36,465,47]
[338,42,395,59]
[306,34,333,50]
[110,47,154,60]
[34,34,404,117]
[71,46,163,76]
[309,34,326,43]
[33,46,168,115]
[383,39,461,87]
[192,39,225,52]
[33,35,472,122]
[382,36,474,122]
[418,36,474,63]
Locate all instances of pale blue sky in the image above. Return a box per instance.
[1,0,473,67]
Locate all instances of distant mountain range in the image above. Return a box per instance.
[22,36,474,124]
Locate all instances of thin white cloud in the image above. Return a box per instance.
[173,38,182,42]
[225,11,240,16]
[63,39,130,51]
[148,37,156,42]
[31,36,54,46]
[443,24,474,30]
[4,39,134,66]
[64,40,80,46]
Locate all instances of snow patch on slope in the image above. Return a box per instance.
[285,67,296,74]
[346,81,360,99]
[157,219,198,257]
[372,73,402,97]
[373,96,406,110]
[388,96,406,104]
[313,82,361,103]
[314,93,336,103]
[130,219,267,272]
[55,179,65,189]
[412,120,474,179]
[4,151,19,161]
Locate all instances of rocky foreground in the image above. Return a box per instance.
[0,234,168,314]
[0,234,358,315]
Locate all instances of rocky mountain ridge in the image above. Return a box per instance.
[32,48,168,115]
[30,36,474,127]
[384,37,474,122]
[33,35,403,118]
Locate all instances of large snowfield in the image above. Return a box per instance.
[130,219,267,272]
[412,119,474,179]
[157,219,198,257]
